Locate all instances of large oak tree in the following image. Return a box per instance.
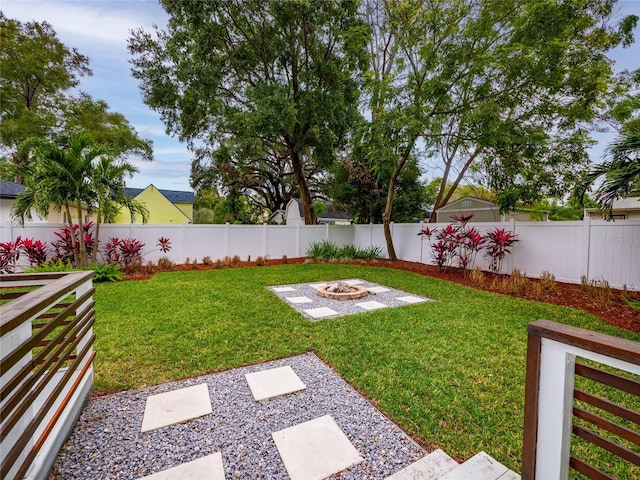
[129,0,368,224]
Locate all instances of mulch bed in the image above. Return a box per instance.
[123,257,640,334]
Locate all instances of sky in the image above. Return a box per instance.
[2,0,640,194]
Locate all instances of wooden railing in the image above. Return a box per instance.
[522,320,640,479]
[0,271,95,480]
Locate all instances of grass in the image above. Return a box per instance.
[92,264,640,475]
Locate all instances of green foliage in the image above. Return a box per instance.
[0,13,91,169]
[0,14,152,175]
[25,259,75,273]
[129,0,367,224]
[577,125,640,218]
[306,240,382,261]
[193,208,215,224]
[90,262,122,283]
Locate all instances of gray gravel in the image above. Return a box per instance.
[53,352,427,479]
[268,278,434,321]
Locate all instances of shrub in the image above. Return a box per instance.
[25,258,74,273]
[306,240,340,260]
[484,228,519,274]
[21,237,49,267]
[255,256,267,266]
[91,263,122,283]
[502,269,529,295]
[202,256,213,265]
[119,238,145,266]
[51,222,95,265]
[156,237,172,253]
[339,244,358,261]
[0,237,22,274]
[469,267,485,286]
[539,271,558,293]
[214,259,223,269]
[231,255,241,266]
[581,275,613,307]
[157,257,175,271]
[281,255,288,264]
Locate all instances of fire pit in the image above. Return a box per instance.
[317,282,369,301]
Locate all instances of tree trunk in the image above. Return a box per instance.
[288,146,316,225]
[64,203,80,267]
[76,198,88,268]
[91,210,101,264]
[382,165,401,261]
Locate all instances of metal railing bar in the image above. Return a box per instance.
[572,424,640,467]
[573,406,640,446]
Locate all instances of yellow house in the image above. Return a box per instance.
[113,185,195,224]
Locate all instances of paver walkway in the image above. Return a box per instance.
[53,353,426,479]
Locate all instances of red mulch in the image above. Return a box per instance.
[123,258,640,334]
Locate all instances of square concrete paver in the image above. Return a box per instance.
[304,307,339,319]
[367,286,390,294]
[272,415,363,480]
[342,279,365,285]
[141,384,212,432]
[273,287,296,292]
[245,366,306,401]
[140,452,225,480]
[286,296,314,304]
[397,295,428,304]
[356,300,388,311]
[308,283,328,290]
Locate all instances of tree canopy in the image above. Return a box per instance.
[0,14,153,180]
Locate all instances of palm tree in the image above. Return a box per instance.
[12,134,106,267]
[578,125,640,219]
[90,156,148,263]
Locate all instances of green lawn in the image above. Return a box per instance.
[93,264,640,474]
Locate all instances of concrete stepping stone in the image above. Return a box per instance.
[286,296,314,304]
[308,283,328,289]
[342,279,365,284]
[245,366,306,401]
[397,296,429,304]
[272,415,363,480]
[273,286,296,292]
[139,452,225,480]
[304,306,339,319]
[386,449,458,479]
[356,300,388,311]
[368,286,391,294]
[141,384,212,432]
[439,451,518,480]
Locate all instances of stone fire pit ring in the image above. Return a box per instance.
[317,282,369,301]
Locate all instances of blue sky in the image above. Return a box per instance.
[2,0,639,194]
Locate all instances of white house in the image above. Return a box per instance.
[584,196,640,220]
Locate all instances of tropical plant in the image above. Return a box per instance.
[484,228,519,274]
[11,134,107,267]
[90,155,148,263]
[20,237,49,267]
[577,125,640,219]
[0,237,22,274]
[51,222,95,265]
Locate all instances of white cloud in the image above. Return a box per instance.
[2,0,164,46]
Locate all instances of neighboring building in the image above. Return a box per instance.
[584,197,640,221]
[284,198,352,225]
[434,196,549,223]
[113,185,195,224]
[0,180,91,224]
[268,209,286,225]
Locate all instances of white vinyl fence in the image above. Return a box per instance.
[1,219,638,290]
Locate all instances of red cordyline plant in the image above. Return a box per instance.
[484,228,519,273]
[51,222,95,266]
[156,237,172,253]
[20,237,49,267]
[418,214,486,274]
[0,236,22,274]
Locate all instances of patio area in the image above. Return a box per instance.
[52,353,427,479]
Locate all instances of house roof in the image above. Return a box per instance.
[584,196,640,212]
[125,186,195,203]
[0,181,26,199]
[435,196,496,211]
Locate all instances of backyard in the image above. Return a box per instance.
[92,263,640,475]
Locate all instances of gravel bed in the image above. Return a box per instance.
[268,278,434,321]
[53,352,427,479]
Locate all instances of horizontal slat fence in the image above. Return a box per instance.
[0,271,95,480]
[1,218,638,289]
[522,320,640,479]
